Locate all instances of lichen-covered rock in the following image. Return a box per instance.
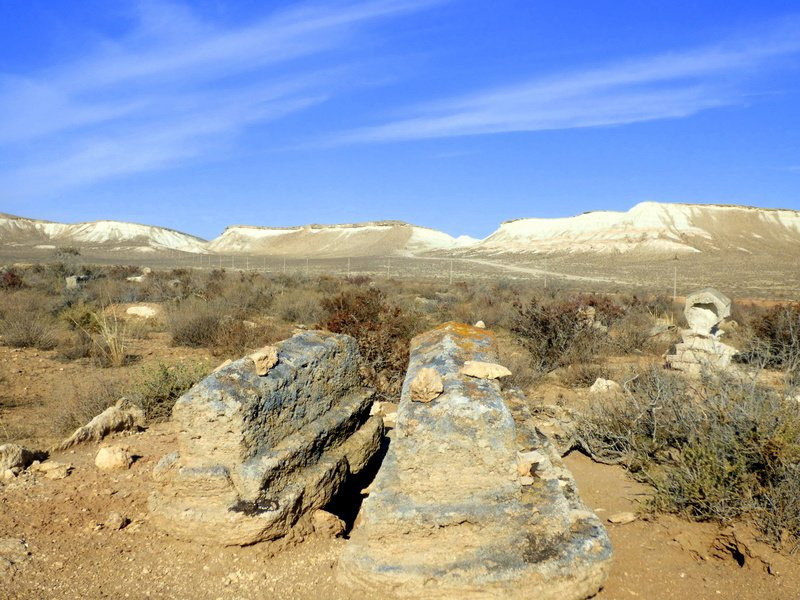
[149,330,382,546]
[54,398,144,451]
[339,322,612,599]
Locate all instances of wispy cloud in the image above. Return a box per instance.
[0,0,441,193]
[331,25,800,143]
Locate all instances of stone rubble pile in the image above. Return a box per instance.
[148,331,383,546]
[338,322,612,599]
[667,288,738,374]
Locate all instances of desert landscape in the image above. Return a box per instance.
[3,2,800,598]
[1,201,800,598]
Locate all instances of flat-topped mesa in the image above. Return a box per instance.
[148,331,383,546]
[339,322,612,600]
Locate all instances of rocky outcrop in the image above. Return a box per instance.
[339,322,612,599]
[54,398,145,451]
[668,288,737,374]
[148,331,382,546]
[0,444,45,479]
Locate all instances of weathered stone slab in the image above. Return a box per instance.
[339,322,612,599]
[149,331,382,546]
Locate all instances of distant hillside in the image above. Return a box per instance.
[207,221,477,257]
[0,213,208,254]
[3,202,800,259]
[468,202,800,256]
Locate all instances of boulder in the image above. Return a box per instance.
[0,444,43,473]
[95,446,133,471]
[54,398,144,451]
[589,378,622,395]
[409,367,443,403]
[312,510,346,538]
[125,305,158,319]
[149,331,383,546]
[339,322,612,599]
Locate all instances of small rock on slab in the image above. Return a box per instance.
[0,538,30,576]
[104,512,130,531]
[33,461,72,480]
[248,346,278,376]
[409,367,444,403]
[459,360,511,379]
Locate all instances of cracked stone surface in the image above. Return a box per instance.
[339,322,612,599]
[148,331,383,546]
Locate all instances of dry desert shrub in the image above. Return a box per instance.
[511,294,621,377]
[737,302,800,386]
[574,366,800,550]
[559,363,611,388]
[320,287,421,400]
[131,361,209,422]
[52,377,124,435]
[0,291,58,350]
[271,287,322,324]
[167,298,222,347]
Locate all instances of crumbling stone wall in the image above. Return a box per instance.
[338,322,612,599]
[149,331,383,546]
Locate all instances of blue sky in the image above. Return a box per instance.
[1,0,799,239]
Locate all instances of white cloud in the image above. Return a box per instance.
[331,28,800,143]
[0,0,442,193]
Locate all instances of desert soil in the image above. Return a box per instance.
[2,340,799,599]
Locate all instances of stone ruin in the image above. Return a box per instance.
[148,331,383,546]
[667,288,737,374]
[338,322,612,599]
[149,323,611,598]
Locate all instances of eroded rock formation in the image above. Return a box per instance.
[338,322,612,599]
[148,331,383,546]
[668,288,737,374]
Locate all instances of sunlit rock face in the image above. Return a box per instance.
[339,322,612,600]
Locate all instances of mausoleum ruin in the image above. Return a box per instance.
[667,288,738,374]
